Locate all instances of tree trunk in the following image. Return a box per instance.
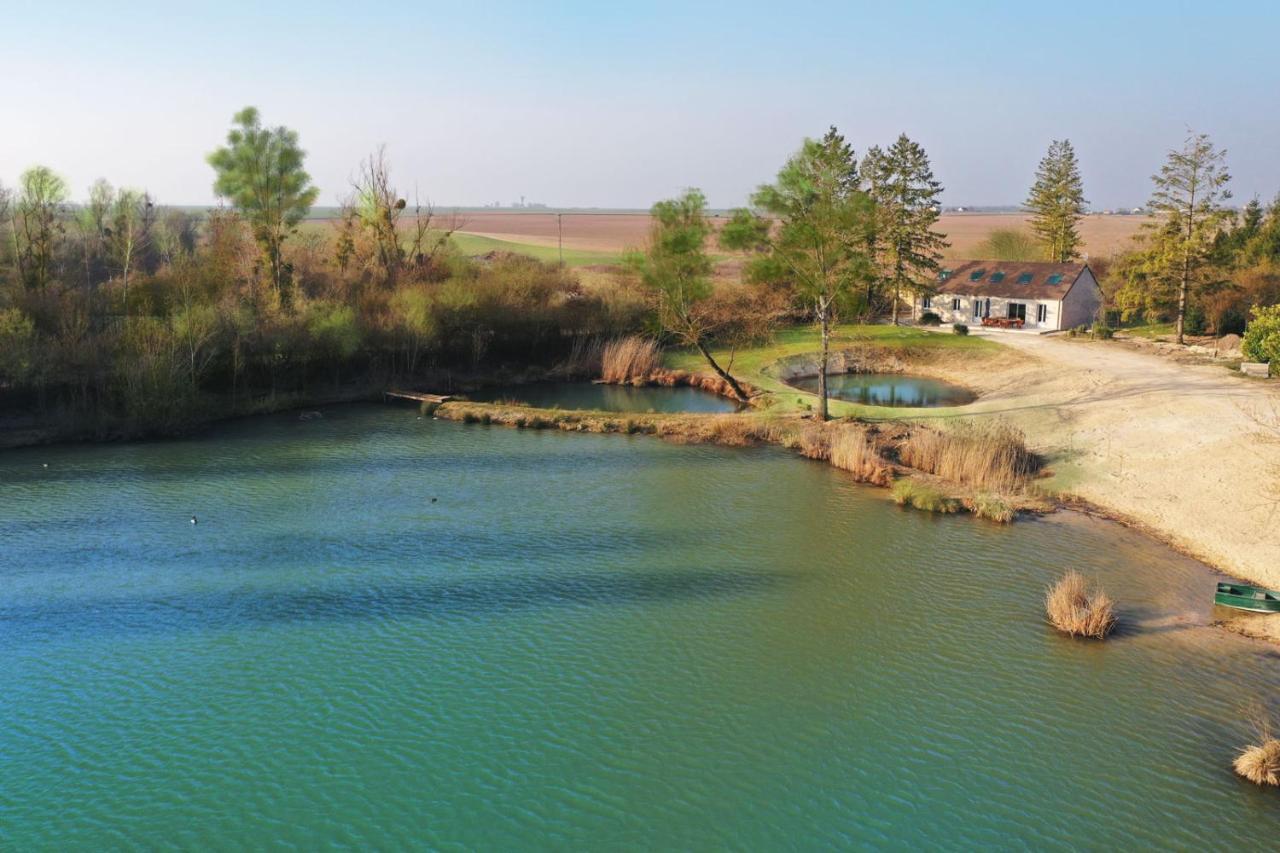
[892,279,900,326]
[818,301,830,421]
[694,339,750,403]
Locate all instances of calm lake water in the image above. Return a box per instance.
[465,381,741,413]
[787,372,976,407]
[2,405,1278,849]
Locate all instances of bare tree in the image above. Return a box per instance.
[105,188,155,315]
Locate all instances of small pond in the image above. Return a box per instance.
[465,381,741,413]
[786,372,976,407]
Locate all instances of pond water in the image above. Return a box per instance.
[465,381,740,413]
[2,405,1278,848]
[787,372,976,407]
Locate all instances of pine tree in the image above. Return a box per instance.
[863,134,948,324]
[721,128,875,420]
[1025,139,1087,262]
[208,107,319,305]
[1146,132,1232,343]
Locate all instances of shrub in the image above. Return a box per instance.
[1045,571,1117,639]
[919,311,941,326]
[891,479,959,513]
[975,228,1045,261]
[601,336,660,383]
[1183,303,1207,336]
[952,323,969,336]
[970,493,1015,523]
[1091,322,1114,340]
[898,421,1040,492]
[1243,304,1280,363]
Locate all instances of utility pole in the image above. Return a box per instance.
[557,213,563,266]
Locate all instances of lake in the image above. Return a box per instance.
[2,405,1277,848]
[464,381,741,413]
[786,373,976,407]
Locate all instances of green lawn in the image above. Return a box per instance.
[665,325,999,419]
[446,233,622,267]
[1117,322,1175,339]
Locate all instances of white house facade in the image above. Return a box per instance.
[914,260,1102,332]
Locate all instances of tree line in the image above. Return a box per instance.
[2,107,1273,438]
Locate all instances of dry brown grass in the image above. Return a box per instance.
[1235,708,1280,787]
[829,427,894,486]
[601,336,660,383]
[899,420,1039,493]
[1045,571,1117,639]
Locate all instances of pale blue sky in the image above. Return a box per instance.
[4,0,1277,208]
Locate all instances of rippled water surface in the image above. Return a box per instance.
[787,372,976,407]
[465,381,740,413]
[2,405,1278,849]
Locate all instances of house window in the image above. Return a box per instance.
[1037,304,1048,323]
[1046,274,1064,285]
[989,271,1006,283]
[973,300,981,319]
[922,296,932,309]
[952,298,961,311]
[969,269,987,282]
[1017,272,1034,284]
[1007,303,1027,322]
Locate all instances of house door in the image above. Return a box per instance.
[1007,302,1026,322]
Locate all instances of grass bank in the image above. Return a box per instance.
[662,324,1001,418]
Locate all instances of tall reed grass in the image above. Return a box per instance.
[1045,571,1117,639]
[1235,707,1280,786]
[828,428,894,486]
[899,420,1039,493]
[601,336,660,384]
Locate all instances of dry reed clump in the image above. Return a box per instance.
[828,427,894,486]
[899,420,1040,493]
[1045,571,1117,639]
[601,336,660,384]
[891,479,959,513]
[1235,708,1280,787]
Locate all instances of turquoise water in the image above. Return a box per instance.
[465,381,740,412]
[787,372,976,407]
[2,405,1278,849]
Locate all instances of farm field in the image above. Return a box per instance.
[437,211,1152,261]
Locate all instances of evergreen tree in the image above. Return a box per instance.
[721,128,875,420]
[1025,139,1087,262]
[863,134,948,324]
[208,107,319,305]
[1146,132,1232,343]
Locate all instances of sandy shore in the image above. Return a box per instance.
[947,332,1280,609]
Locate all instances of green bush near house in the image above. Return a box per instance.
[953,323,969,336]
[1243,304,1280,363]
[1091,322,1114,340]
[920,311,941,326]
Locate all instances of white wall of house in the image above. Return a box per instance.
[918,293,1062,330]
[1060,268,1103,330]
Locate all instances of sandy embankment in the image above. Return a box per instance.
[954,332,1280,633]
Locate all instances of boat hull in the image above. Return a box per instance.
[1215,583,1280,613]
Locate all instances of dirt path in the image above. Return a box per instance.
[961,332,1280,593]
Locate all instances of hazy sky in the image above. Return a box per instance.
[5,0,1278,209]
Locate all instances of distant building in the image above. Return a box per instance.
[916,260,1102,332]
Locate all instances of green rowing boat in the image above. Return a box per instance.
[1215,582,1280,613]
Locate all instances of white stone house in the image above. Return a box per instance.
[913,260,1102,332]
